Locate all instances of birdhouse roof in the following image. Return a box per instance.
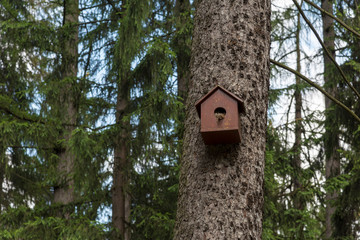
[195,85,245,117]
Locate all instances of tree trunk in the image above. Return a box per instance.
[174,0,191,102]
[174,0,271,238]
[53,0,79,213]
[112,74,131,240]
[174,0,191,153]
[0,141,4,212]
[321,0,340,238]
[292,11,304,239]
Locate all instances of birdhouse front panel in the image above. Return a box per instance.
[196,87,243,145]
[200,89,239,132]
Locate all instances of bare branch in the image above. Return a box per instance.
[292,0,360,100]
[270,58,360,123]
[303,0,360,38]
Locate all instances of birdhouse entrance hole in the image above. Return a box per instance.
[214,107,226,120]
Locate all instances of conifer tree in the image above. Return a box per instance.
[107,1,150,238]
[330,0,360,237]
[321,0,340,237]
[52,0,79,215]
[264,2,327,238]
[0,0,44,212]
[174,0,191,102]
[174,0,270,238]
[292,10,305,239]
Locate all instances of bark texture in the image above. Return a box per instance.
[321,0,340,238]
[112,75,131,240]
[53,0,79,209]
[293,11,303,211]
[174,0,271,239]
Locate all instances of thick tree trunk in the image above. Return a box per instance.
[53,0,79,212]
[321,0,340,238]
[174,0,270,239]
[112,75,131,240]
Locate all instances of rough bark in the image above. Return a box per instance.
[53,0,79,211]
[321,0,340,238]
[112,74,131,240]
[174,0,271,239]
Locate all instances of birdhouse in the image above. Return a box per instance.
[195,85,245,145]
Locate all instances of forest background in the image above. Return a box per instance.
[1,0,360,239]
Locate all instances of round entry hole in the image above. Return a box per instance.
[214,107,226,120]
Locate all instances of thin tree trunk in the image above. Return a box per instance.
[292,10,304,239]
[174,0,271,238]
[294,11,303,211]
[321,0,340,238]
[174,0,191,153]
[174,0,191,102]
[53,0,79,214]
[112,74,131,240]
[0,141,4,212]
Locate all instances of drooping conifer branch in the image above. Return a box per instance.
[292,0,360,101]
[303,0,360,38]
[0,96,121,131]
[105,0,124,17]
[270,59,360,123]
[0,97,46,125]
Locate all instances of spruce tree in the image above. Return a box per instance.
[174,0,271,238]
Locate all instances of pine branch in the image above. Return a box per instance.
[270,59,360,123]
[0,99,119,131]
[8,146,52,150]
[1,1,20,22]
[87,123,118,131]
[78,19,111,26]
[0,99,47,125]
[292,0,360,100]
[79,3,108,11]
[9,170,53,199]
[106,0,124,17]
[303,0,360,38]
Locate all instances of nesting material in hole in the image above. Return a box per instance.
[214,107,226,120]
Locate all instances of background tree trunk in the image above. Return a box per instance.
[174,0,271,238]
[292,10,304,239]
[112,73,131,240]
[321,0,340,238]
[0,141,4,212]
[174,0,191,155]
[53,0,79,211]
[174,0,191,102]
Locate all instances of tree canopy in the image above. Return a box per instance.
[1,0,360,239]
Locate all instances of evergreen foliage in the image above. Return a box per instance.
[1,0,360,238]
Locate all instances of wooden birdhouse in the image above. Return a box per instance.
[195,85,245,145]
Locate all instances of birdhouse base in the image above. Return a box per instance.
[200,129,241,145]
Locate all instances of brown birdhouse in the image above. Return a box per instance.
[195,85,245,145]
